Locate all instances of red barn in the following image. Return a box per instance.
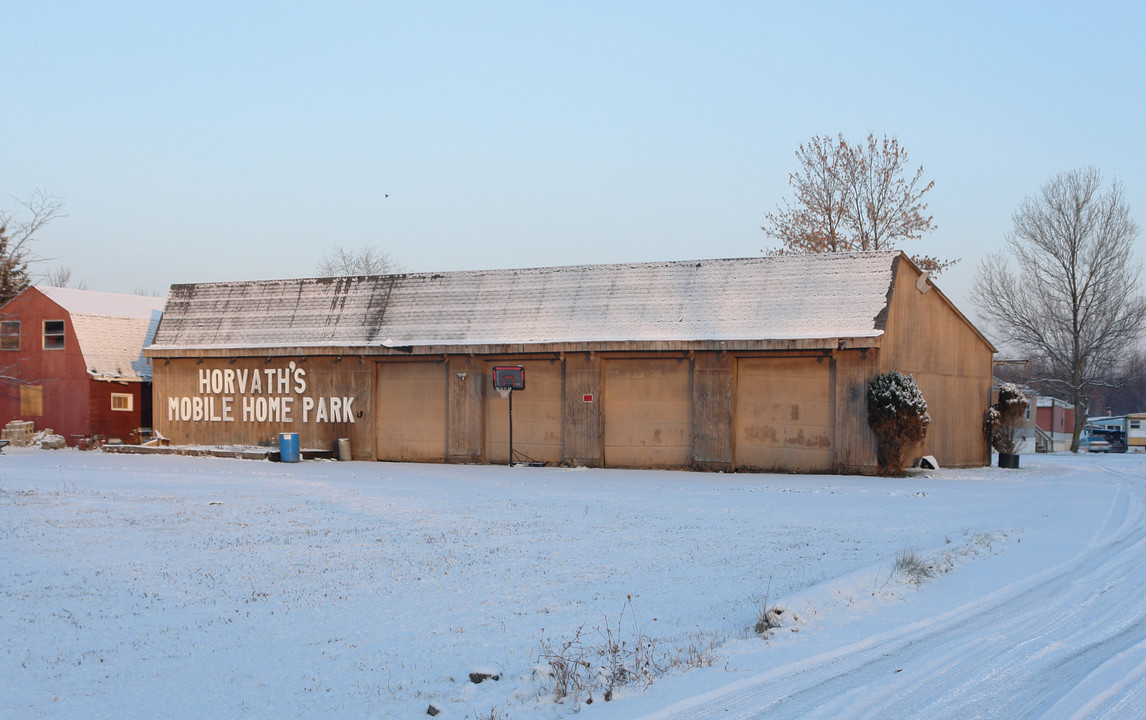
[0,286,165,444]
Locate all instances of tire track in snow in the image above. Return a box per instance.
[637,465,1146,720]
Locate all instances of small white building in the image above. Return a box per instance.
[1129,414,1146,453]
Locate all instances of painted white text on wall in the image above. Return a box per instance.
[167,363,356,424]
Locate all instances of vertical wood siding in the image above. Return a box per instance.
[691,352,734,468]
[152,356,373,458]
[563,353,602,466]
[147,262,991,473]
[375,360,447,462]
[832,349,879,471]
[447,356,482,462]
[483,359,563,464]
[734,356,835,472]
[879,261,994,467]
[0,289,104,441]
[88,381,146,441]
[602,358,692,468]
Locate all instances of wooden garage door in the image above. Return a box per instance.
[603,358,691,468]
[375,361,446,462]
[735,357,834,472]
[484,360,563,464]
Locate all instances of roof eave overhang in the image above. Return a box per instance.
[145,335,883,360]
[89,374,149,384]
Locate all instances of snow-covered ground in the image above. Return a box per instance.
[2,450,1143,719]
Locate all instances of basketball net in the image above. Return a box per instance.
[495,386,512,399]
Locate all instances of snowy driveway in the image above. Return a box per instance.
[623,459,1146,720]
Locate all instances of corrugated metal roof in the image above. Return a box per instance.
[37,286,166,381]
[150,252,901,350]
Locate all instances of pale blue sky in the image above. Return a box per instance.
[5,1,1144,319]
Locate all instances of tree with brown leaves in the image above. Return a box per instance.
[763,133,955,275]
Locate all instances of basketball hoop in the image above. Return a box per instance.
[492,366,525,466]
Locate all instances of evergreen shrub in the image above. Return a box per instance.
[866,371,931,476]
[984,383,1028,455]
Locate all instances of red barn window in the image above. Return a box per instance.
[43,320,65,349]
[0,321,19,350]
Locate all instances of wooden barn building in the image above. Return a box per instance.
[0,286,165,444]
[145,251,995,472]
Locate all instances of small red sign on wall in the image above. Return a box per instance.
[583,394,594,403]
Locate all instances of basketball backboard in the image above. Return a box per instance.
[492,365,525,391]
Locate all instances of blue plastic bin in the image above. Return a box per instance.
[279,432,300,463]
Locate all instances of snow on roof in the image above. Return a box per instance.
[38,286,166,320]
[36,286,166,381]
[151,252,901,350]
[1087,415,1125,424]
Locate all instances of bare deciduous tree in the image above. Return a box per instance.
[317,244,400,277]
[46,265,72,287]
[763,133,955,274]
[973,168,1146,451]
[45,265,87,289]
[763,135,852,255]
[1090,350,1146,416]
[0,190,65,305]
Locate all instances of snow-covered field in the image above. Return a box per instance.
[2,450,1144,719]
